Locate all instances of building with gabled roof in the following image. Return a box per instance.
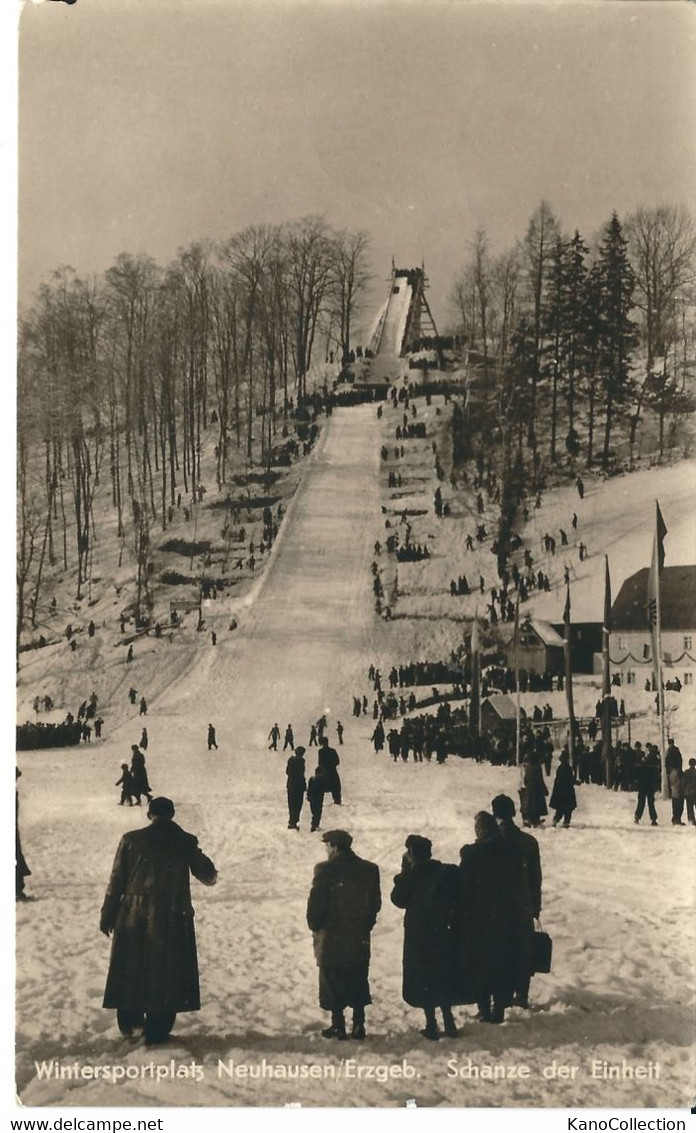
[609,566,696,688]
[500,617,565,676]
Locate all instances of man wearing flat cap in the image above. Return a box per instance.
[306,830,381,1039]
[100,797,217,1044]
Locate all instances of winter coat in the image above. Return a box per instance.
[100,819,217,1012]
[456,835,526,1004]
[550,762,577,813]
[635,758,660,794]
[130,750,151,796]
[520,761,548,823]
[665,745,683,774]
[307,850,381,968]
[318,745,340,773]
[306,774,326,807]
[286,756,306,794]
[498,822,542,918]
[682,767,696,800]
[668,768,683,800]
[390,858,460,1008]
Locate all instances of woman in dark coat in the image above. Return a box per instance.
[457,812,525,1024]
[100,796,217,1044]
[550,751,577,826]
[391,835,460,1040]
[130,745,152,804]
[520,755,548,827]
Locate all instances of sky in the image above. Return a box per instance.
[16,0,696,333]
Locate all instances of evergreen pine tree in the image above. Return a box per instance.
[597,212,638,468]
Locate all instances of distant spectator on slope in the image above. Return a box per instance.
[115,764,136,807]
[207,724,218,751]
[550,752,577,828]
[268,723,280,751]
[634,751,660,826]
[668,766,685,826]
[683,759,696,826]
[130,746,153,805]
[283,724,295,752]
[286,746,307,831]
[318,736,341,805]
[307,766,327,832]
[16,769,32,902]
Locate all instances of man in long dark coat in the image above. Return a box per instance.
[130,745,153,804]
[550,751,577,826]
[390,835,460,1040]
[491,794,542,1009]
[100,796,217,1044]
[457,812,525,1025]
[317,736,341,804]
[286,746,307,830]
[520,754,548,827]
[16,768,32,902]
[306,830,381,1040]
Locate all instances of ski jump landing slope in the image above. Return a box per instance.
[16,405,695,1109]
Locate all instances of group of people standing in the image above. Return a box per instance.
[306,791,543,1041]
[286,737,342,831]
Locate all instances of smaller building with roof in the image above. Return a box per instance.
[501,617,566,677]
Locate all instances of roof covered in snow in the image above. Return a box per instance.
[482,694,518,719]
[501,619,565,648]
[612,565,696,631]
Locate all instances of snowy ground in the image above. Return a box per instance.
[16,405,696,1108]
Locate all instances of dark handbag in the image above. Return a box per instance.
[532,922,552,973]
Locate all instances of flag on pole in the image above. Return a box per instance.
[646,502,667,628]
[601,555,613,786]
[470,614,481,738]
[514,595,521,765]
[646,501,668,796]
[563,579,576,768]
[603,555,613,633]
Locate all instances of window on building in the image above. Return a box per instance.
[684,635,692,651]
[626,671,635,685]
[685,672,693,686]
[617,636,626,650]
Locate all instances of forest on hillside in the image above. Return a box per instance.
[17,217,372,651]
[448,202,696,477]
[16,201,696,661]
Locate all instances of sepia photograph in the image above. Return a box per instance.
[14,0,696,1113]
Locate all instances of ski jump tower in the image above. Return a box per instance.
[369,262,441,359]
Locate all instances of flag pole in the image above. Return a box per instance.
[471,611,481,739]
[654,528,668,800]
[563,580,576,774]
[514,596,521,765]
[647,501,669,799]
[601,555,613,789]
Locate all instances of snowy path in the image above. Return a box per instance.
[16,406,695,1108]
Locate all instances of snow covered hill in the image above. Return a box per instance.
[15,405,695,1108]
